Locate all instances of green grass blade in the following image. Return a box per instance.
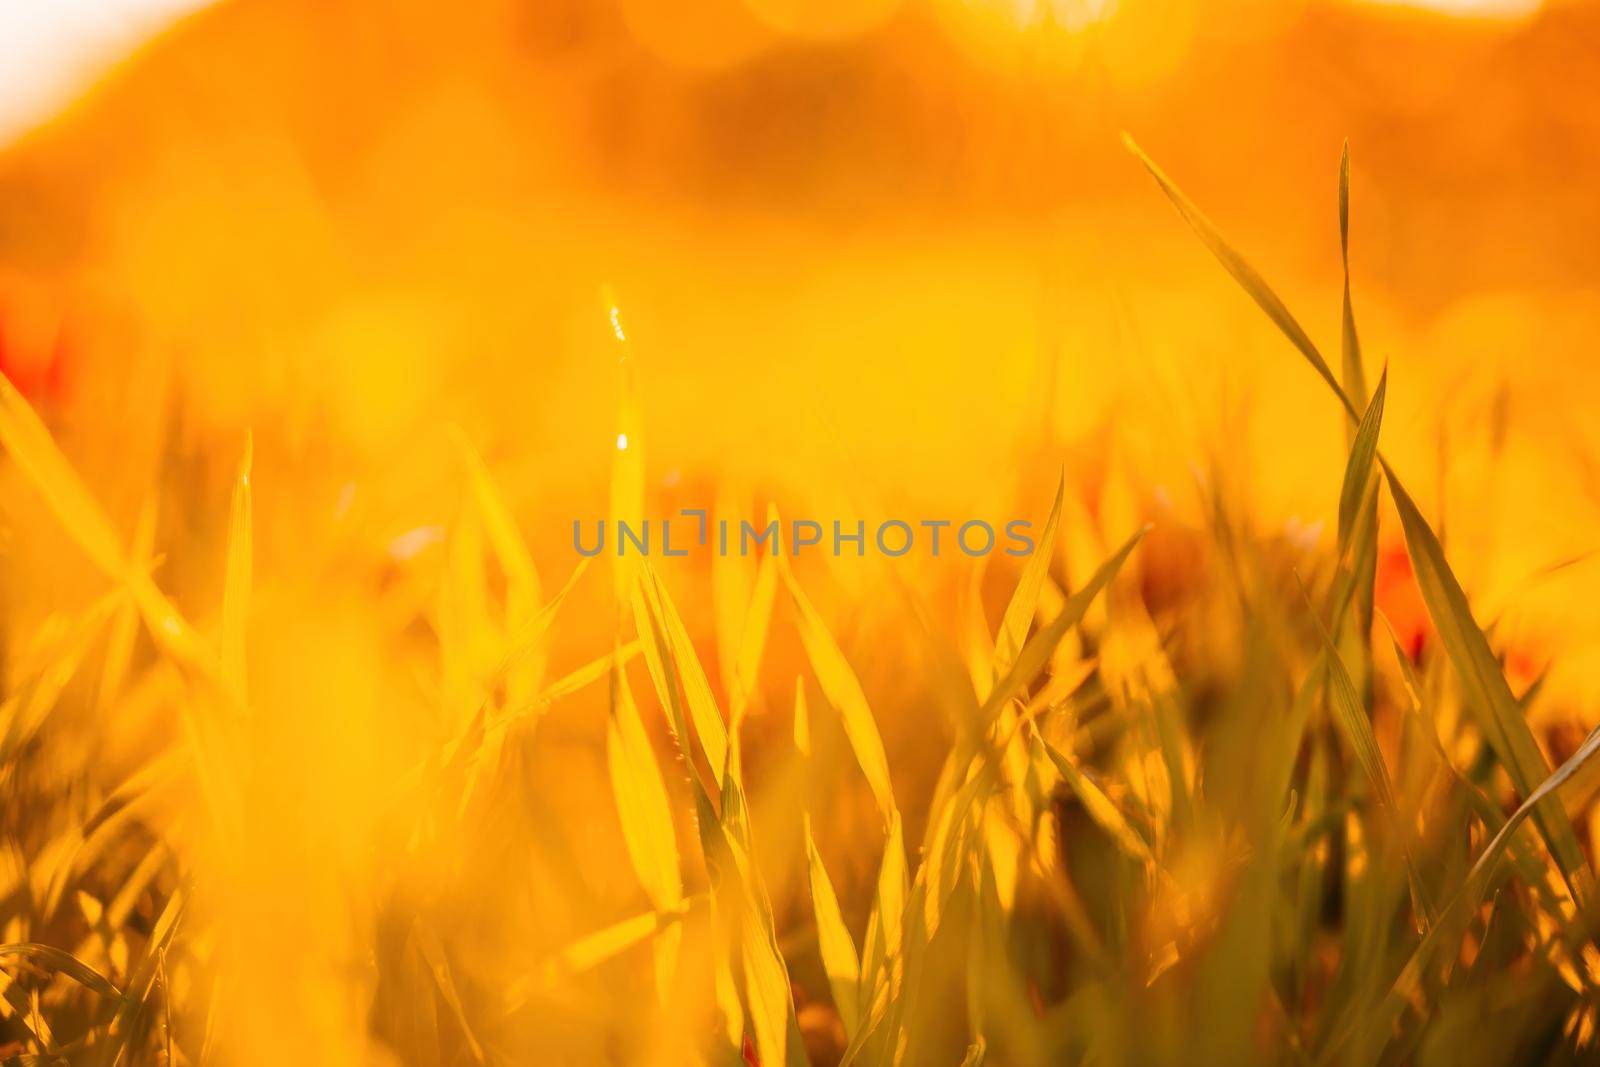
[803,814,862,1039]
[1387,473,1589,897]
[1337,369,1385,555]
[1123,134,1357,422]
[1308,600,1434,927]
[1339,142,1369,414]
[977,525,1147,730]
[783,564,897,826]
[993,474,1064,679]
[1035,730,1156,869]
[606,654,683,915]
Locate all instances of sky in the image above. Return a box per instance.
[0,0,209,142]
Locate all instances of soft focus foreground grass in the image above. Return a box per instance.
[4,143,1600,1067]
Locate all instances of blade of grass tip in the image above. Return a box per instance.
[607,650,684,917]
[1122,134,1359,425]
[803,814,862,1039]
[449,426,540,600]
[858,812,907,1009]
[221,433,252,708]
[482,557,589,706]
[1339,141,1369,416]
[1386,472,1590,898]
[1337,369,1385,555]
[426,560,591,783]
[1128,134,1592,904]
[781,557,897,827]
[732,526,779,722]
[977,525,1148,730]
[993,474,1065,679]
[0,372,211,673]
[450,426,543,702]
[516,641,640,715]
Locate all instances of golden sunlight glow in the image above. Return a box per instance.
[1361,0,1543,16]
[0,0,208,138]
[3,1,1600,1065]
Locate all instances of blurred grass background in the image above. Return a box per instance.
[3,0,1600,1063]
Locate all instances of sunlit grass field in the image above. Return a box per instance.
[5,111,1600,1065]
[6,1,1600,1064]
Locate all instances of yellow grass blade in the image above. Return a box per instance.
[740,896,797,1067]
[859,811,906,1006]
[783,564,896,826]
[488,557,589,686]
[0,943,123,1000]
[977,526,1147,729]
[993,474,1064,679]
[634,561,730,788]
[1337,370,1385,555]
[0,373,129,578]
[606,653,684,915]
[0,372,210,673]
[1123,134,1357,422]
[1338,141,1369,413]
[708,893,746,1054]
[1035,731,1155,869]
[732,525,779,720]
[450,427,539,598]
[1387,474,1590,898]
[451,427,544,703]
[1311,611,1433,927]
[510,904,688,1007]
[803,814,862,1038]
[1128,136,1590,904]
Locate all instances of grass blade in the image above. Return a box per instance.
[1338,141,1369,413]
[1123,134,1356,422]
[1387,473,1589,896]
[1035,730,1155,869]
[0,944,122,1000]
[606,653,683,916]
[634,561,731,789]
[1127,136,1590,904]
[993,475,1064,679]
[977,525,1148,730]
[804,815,862,1039]
[1337,369,1385,555]
[783,563,897,826]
